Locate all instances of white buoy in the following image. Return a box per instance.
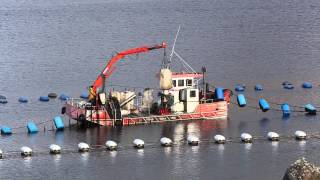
[49,144,61,154]
[214,134,226,144]
[160,137,173,147]
[267,132,280,141]
[240,133,252,143]
[187,136,199,146]
[0,149,3,159]
[105,140,118,151]
[295,130,307,140]
[21,146,32,156]
[133,139,145,149]
[78,142,90,152]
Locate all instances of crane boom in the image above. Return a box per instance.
[90,42,167,99]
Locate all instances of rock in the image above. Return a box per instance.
[283,158,320,180]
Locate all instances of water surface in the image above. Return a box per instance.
[1,0,320,179]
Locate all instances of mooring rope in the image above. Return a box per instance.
[10,119,53,130]
[229,100,307,113]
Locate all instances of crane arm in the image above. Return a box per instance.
[91,42,167,95]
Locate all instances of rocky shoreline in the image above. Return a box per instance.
[283,158,320,180]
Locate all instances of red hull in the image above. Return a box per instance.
[65,100,228,126]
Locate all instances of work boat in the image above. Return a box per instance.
[63,42,231,126]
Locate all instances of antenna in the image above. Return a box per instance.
[168,26,197,73]
[169,25,181,63]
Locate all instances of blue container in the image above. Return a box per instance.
[18,96,28,103]
[59,93,69,100]
[259,99,270,112]
[237,94,247,107]
[235,85,245,92]
[27,122,38,134]
[302,82,312,89]
[53,116,64,130]
[305,104,316,114]
[39,96,49,102]
[80,92,89,99]
[215,87,224,100]
[254,84,263,91]
[281,103,291,117]
[1,126,12,135]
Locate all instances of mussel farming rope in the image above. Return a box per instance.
[10,120,52,130]
[228,100,307,113]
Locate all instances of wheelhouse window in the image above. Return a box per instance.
[178,79,184,87]
[186,79,192,86]
[172,80,176,87]
[190,90,196,97]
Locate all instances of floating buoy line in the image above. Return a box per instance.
[0,80,318,135]
[0,81,319,134]
[0,81,318,111]
[0,83,318,159]
[1,131,320,159]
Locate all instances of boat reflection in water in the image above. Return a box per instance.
[163,119,228,144]
[168,120,231,179]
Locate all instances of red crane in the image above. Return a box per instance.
[89,42,167,100]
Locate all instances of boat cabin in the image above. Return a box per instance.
[171,72,203,90]
[169,72,203,113]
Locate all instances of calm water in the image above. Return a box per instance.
[1,0,320,179]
